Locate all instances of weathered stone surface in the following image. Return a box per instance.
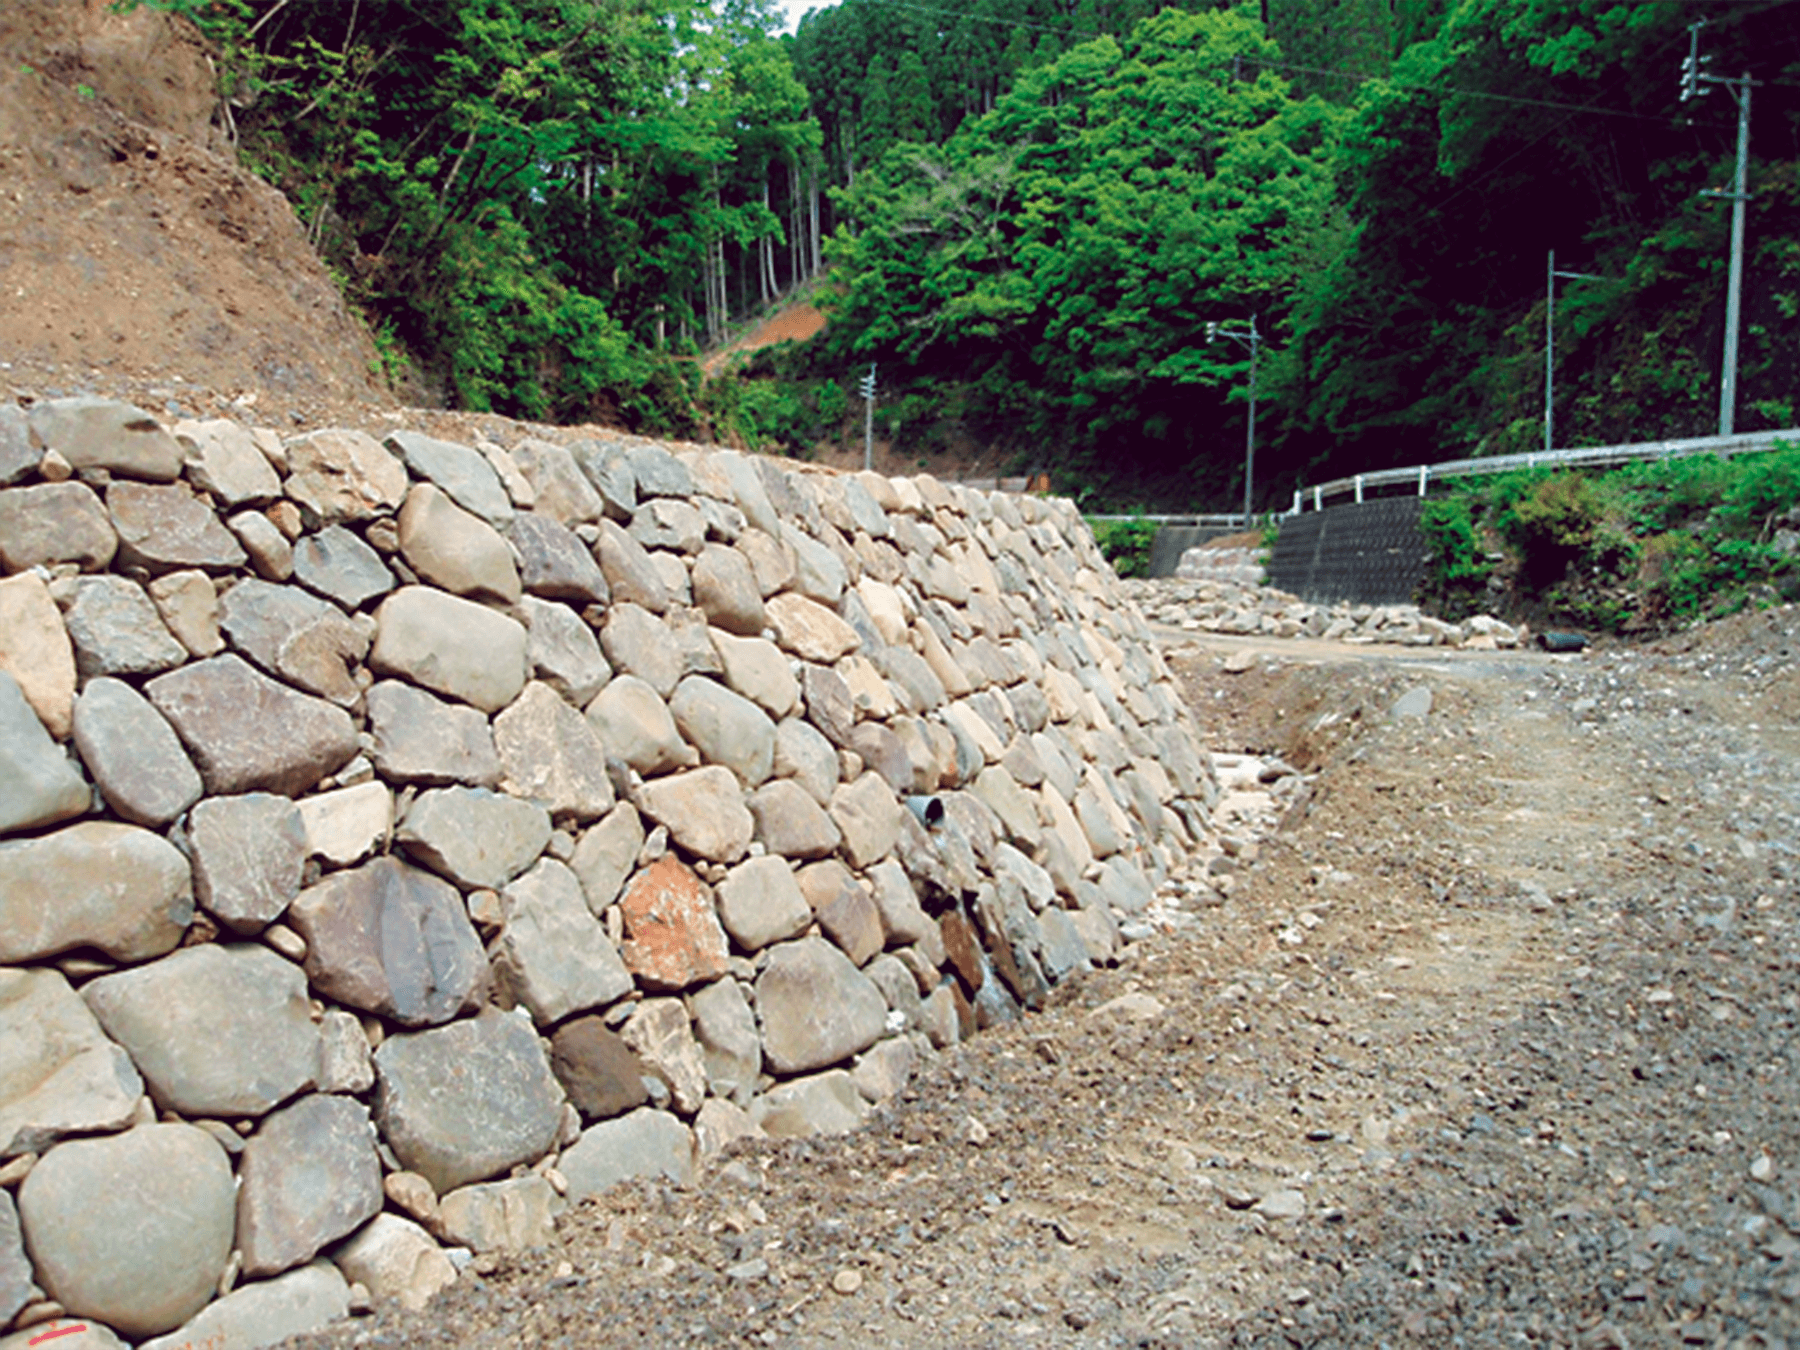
[1037,908,1091,979]
[755,937,888,1075]
[70,677,201,827]
[290,855,488,1027]
[189,792,307,932]
[691,544,766,635]
[292,525,395,609]
[568,803,643,914]
[690,977,760,1104]
[798,861,883,967]
[509,513,609,604]
[17,1123,235,1337]
[600,601,681,697]
[0,821,190,963]
[584,673,693,778]
[636,766,753,863]
[829,771,903,869]
[1,483,119,578]
[238,1094,384,1277]
[0,1190,28,1325]
[736,527,795,596]
[782,527,848,605]
[297,780,392,867]
[318,1008,376,1095]
[495,681,615,821]
[619,998,705,1113]
[177,417,283,506]
[626,443,695,499]
[629,497,705,554]
[106,480,247,574]
[1096,853,1154,915]
[437,1175,560,1254]
[549,1017,649,1122]
[594,519,672,612]
[398,786,551,891]
[219,576,369,706]
[0,967,143,1158]
[230,507,295,579]
[715,855,812,952]
[366,680,501,787]
[669,675,775,787]
[64,575,187,677]
[28,397,183,482]
[520,597,609,706]
[369,585,528,713]
[766,591,860,663]
[147,654,357,795]
[387,430,513,525]
[0,572,76,739]
[800,661,856,748]
[751,1069,870,1139]
[0,404,34,486]
[398,483,521,603]
[374,1009,566,1194]
[283,429,408,524]
[865,857,935,946]
[617,854,729,992]
[146,569,224,658]
[852,1035,919,1104]
[495,859,632,1025]
[747,777,842,860]
[773,716,839,805]
[331,1214,457,1312]
[84,943,318,1116]
[510,439,602,526]
[559,1108,694,1200]
[137,1259,350,1350]
[710,630,798,719]
[0,674,89,837]
[568,439,636,519]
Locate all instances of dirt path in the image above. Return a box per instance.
[291,613,1800,1349]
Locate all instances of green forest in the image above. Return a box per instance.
[141,0,1800,510]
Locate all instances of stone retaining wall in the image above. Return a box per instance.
[0,398,1219,1349]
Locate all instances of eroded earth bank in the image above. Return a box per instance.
[289,599,1800,1350]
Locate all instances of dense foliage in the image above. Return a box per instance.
[1416,445,1800,631]
[138,0,1800,518]
[129,0,823,430]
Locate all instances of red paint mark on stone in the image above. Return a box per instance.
[30,1326,89,1345]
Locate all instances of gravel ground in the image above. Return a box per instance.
[286,602,1800,1350]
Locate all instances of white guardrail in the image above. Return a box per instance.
[1287,427,1800,514]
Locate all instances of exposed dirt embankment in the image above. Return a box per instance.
[0,0,382,416]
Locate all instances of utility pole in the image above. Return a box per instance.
[1545,250,1608,452]
[1206,316,1261,525]
[1681,19,1756,435]
[858,364,877,472]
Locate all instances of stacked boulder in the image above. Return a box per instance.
[0,397,1218,1348]
[1127,571,1525,649]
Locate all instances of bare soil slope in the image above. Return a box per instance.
[0,0,382,416]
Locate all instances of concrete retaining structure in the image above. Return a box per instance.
[1264,497,1430,606]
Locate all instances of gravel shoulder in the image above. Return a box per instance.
[290,603,1800,1350]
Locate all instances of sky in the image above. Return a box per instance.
[778,0,818,34]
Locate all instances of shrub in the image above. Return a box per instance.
[1090,515,1159,579]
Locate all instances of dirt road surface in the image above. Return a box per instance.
[290,606,1800,1350]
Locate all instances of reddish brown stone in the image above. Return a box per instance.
[617,855,729,992]
[939,910,984,992]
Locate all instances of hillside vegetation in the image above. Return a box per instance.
[119,0,1800,508]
